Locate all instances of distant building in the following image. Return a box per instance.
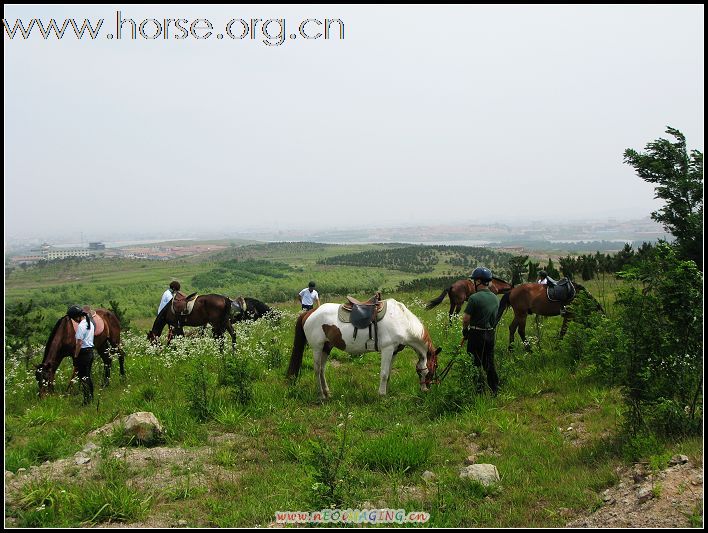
[88,242,106,250]
[44,248,91,260]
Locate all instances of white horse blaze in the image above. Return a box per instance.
[301,299,438,398]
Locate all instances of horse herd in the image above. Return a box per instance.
[35,277,599,399]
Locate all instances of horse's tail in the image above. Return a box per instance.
[222,296,233,323]
[286,312,309,379]
[496,292,511,325]
[425,287,450,310]
[101,309,121,347]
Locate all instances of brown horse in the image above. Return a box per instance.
[35,309,125,395]
[426,277,514,319]
[495,281,600,350]
[148,293,236,350]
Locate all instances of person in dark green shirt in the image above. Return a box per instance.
[462,267,501,394]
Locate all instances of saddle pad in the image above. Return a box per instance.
[338,300,387,324]
[71,311,105,336]
[173,295,199,315]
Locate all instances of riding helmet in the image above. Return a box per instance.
[308,281,316,288]
[67,305,83,318]
[470,267,493,282]
[538,270,548,278]
[169,280,181,291]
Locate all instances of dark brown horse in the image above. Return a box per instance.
[426,277,514,319]
[230,296,277,323]
[148,293,236,349]
[495,281,600,350]
[35,309,125,395]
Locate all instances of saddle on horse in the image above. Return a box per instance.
[545,279,576,303]
[338,292,387,351]
[172,292,199,326]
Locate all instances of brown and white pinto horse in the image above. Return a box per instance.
[286,299,442,399]
[426,277,513,319]
[36,309,125,395]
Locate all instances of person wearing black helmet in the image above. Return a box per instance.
[68,305,95,405]
[462,267,501,395]
[537,270,556,286]
[298,281,320,311]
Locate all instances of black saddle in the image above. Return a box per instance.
[546,279,576,303]
[341,292,384,349]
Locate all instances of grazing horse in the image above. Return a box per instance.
[286,299,442,399]
[426,277,514,319]
[35,309,125,395]
[230,296,277,323]
[496,281,601,351]
[148,293,236,349]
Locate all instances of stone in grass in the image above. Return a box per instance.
[459,464,500,486]
[123,412,163,444]
[422,471,436,483]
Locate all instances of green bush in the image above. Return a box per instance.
[567,244,703,439]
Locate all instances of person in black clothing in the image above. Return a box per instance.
[462,267,501,395]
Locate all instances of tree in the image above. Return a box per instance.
[559,255,576,280]
[527,260,541,282]
[624,127,703,269]
[544,258,560,279]
[507,255,529,285]
[5,300,45,368]
[109,300,132,331]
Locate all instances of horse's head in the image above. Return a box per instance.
[419,346,443,389]
[147,330,160,346]
[35,363,55,396]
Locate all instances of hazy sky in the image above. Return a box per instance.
[4,5,704,240]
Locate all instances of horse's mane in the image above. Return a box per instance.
[152,304,170,334]
[43,315,68,363]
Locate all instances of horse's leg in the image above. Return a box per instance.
[448,302,455,323]
[559,312,572,339]
[225,320,236,351]
[517,313,531,352]
[378,346,396,396]
[508,316,518,351]
[312,346,329,401]
[319,343,333,399]
[212,326,225,353]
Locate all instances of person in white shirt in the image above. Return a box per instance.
[159,281,180,314]
[537,270,556,286]
[68,305,95,405]
[157,281,181,340]
[298,281,320,311]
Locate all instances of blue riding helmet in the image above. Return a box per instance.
[470,267,493,282]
